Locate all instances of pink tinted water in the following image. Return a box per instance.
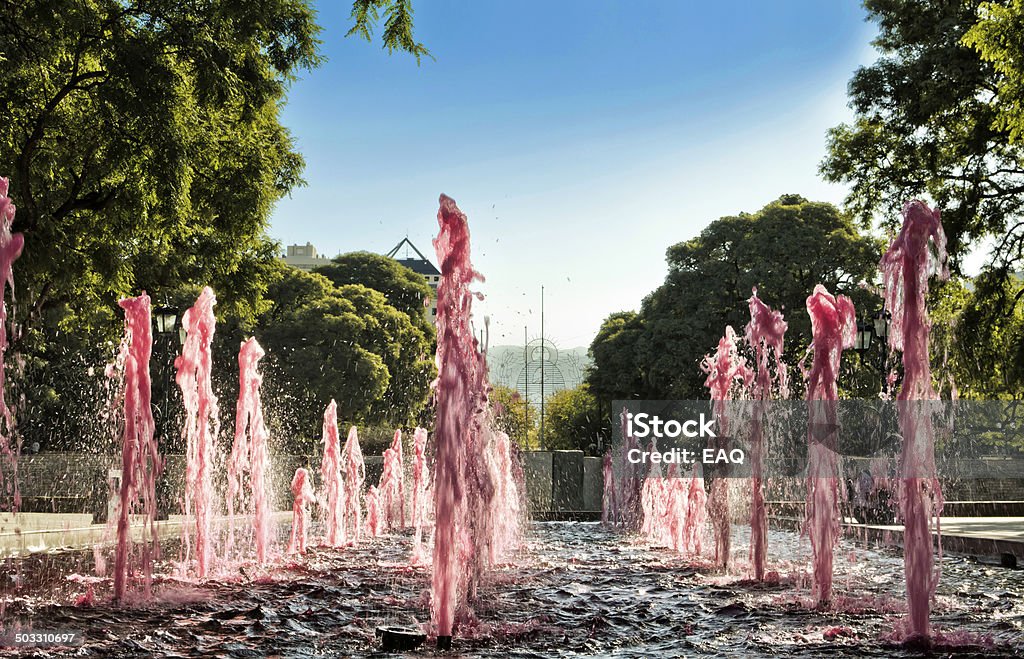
[488,430,522,562]
[227,338,273,564]
[803,284,855,605]
[365,485,383,537]
[113,294,162,600]
[701,325,752,569]
[378,429,405,530]
[431,193,482,639]
[174,287,219,578]
[319,399,344,546]
[684,464,707,555]
[411,426,429,560]
[343,425,365,544]
[616,409,643,530]
[601,453,617,526]
[287,467,316,554]
[745,289,789,581]
[881,200,948,638]
[431,194,526,640]
[0,178,23,511]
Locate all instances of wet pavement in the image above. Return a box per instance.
[0,521,1021,657]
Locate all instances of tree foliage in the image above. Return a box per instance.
[589,196,881,404]
[541,385,608,455]
[257,264,434,446]
[314,251,434,338]
[586,311,646,406]
[931,274,1024,399]
[1,0,429,450]
[489,384,535,449]
[347,0,431,63]
[820,0,1024,399]
[821,0,1024,277]
[0,0,325,339]
[965,0,1024,144]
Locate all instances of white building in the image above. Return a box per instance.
[282,242,331,272]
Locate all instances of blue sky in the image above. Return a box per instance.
[270,0,879,348]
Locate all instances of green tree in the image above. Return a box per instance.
[0,0,324,337]
[587,311,647,410]
[821,0,1023,277]
[636,195,881,399]
[1,0,426,450]
[931,273,1024,399]
[314,251,435,337]
[489,384,535,448]
[256,267,434,447]
[542,385,609,455]
[964,0,1024,144]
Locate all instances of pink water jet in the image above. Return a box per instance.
[174,287,219,578]
[881,200,948,638]
[745,289,789,581]
[287,467,316,554]
[365,484,383,537]
[601,453,617,526]
[640,437,692,552]
[342,425,365,544]
[113,294,163,601]
[431,193,483,645]
[487,429,522,563]
[684,464,707,555]
[803,284,855,606]
[410,427,430,560]
[227,338,273,565]
[701,326,752,570]
[615,409,643,530]
[665,463,689,553]
[379,429,406,530]
[0,178,23,512]
[639,438,662,541]
[319,399,344,546]
[431,194,523,648]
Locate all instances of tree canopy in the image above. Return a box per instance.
[821,0,1024,278]
[314,251,434,337]
[254,263,435,449]
[489,384,535,449]
[588,196,881,404]
[541,384,608,455]
[2,0,430,451]
[964,0,1024,144]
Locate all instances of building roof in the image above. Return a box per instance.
[386,237,440,276]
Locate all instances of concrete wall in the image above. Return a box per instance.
[522,451,602,517]
[522,451,552,512]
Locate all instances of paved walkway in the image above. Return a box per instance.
[775,515,1024,562]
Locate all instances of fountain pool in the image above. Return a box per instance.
[0,521,1020,656]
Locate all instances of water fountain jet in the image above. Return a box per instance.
[227,337,273,564]
[803,284,856,606]
[174,287,219,577]
[112,294,163,601]
[701,326,752,570]
[745,289,788,581]
[881,200,948,638]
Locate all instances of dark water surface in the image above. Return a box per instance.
[0,522,1021,657]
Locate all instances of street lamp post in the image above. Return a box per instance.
[151,305,181,520]
[853,307,891,373]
